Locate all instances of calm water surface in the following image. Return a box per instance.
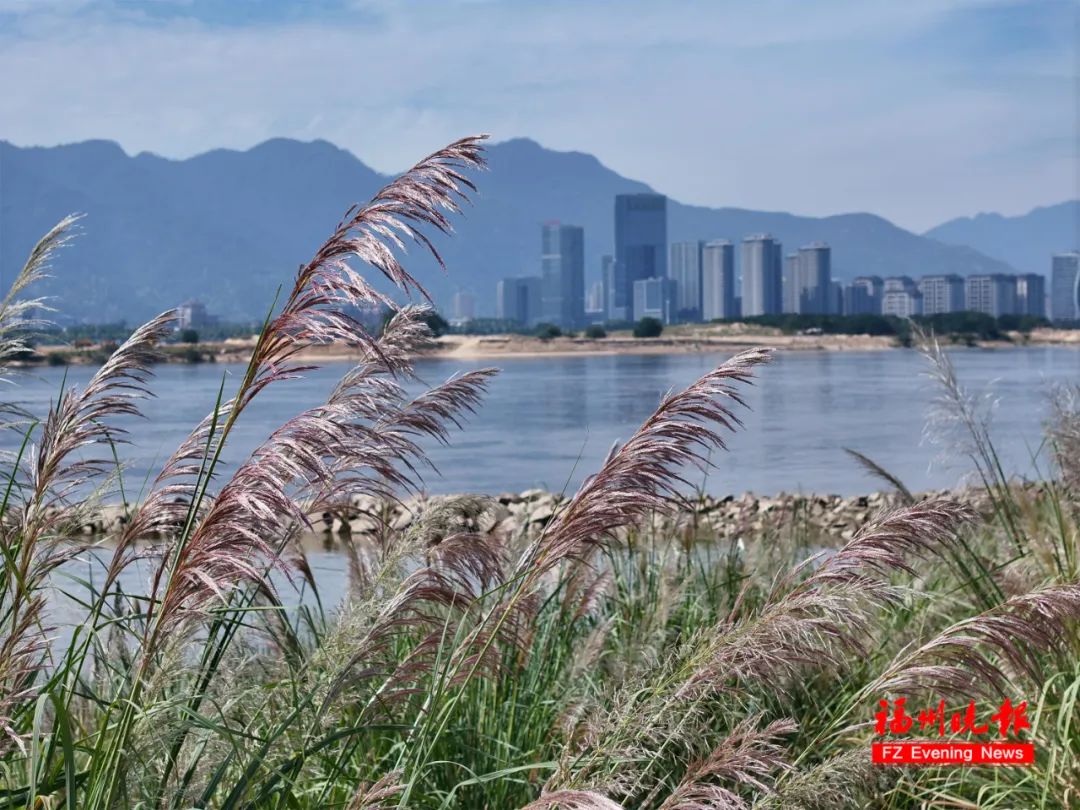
[7,346,1079,498]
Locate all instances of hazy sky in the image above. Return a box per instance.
[0,0,1074,231]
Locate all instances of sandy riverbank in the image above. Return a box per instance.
[30,324,1080,365]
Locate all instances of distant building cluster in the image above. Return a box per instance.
[176,299,218,331]
[488,196,1076,329]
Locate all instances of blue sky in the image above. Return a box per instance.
[0,0,1074,231]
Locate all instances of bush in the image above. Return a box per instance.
[633,317,664,338]
[583,324,607,339]
[180,328,200,344]
[534,322,562,340]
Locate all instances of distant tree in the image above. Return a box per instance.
[180,328,200,344]
[421,311,450,337]
[584,324,607,339]
[534,323,562,340]
[633,317,664,338]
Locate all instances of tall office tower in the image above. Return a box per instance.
[782,254,800,313]
[1051,252,1080,322]
[614,194,667,321]
[918,274,965,315]
[701,240,736,321]
[830,282,844,317]
[450,290,475,323]
[846,276,884,315]
[600,255,616,320]
[669,241,704,322]
[796,242,832,314]
[541,222,585,328]
[633,277,677,324]
[965,274,1018,318]
[1016,273,1046,318]
[585,281,605,316]
[740,234,783,316]
[881,276,923,317]
[496,276,543,326]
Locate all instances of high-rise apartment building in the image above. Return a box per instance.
[495,276,542,326]
[782,254,799,314]
[918,274,964,315]
[613,194,667,322]
[701,240,736,321]
[600,255,616,321]
[882,276,922,318]
[1051,252,1080,322]
[965,274,1017,318]
[633,277,676,324]
[540,222,585,328]
[740,234,783,316]
[669,241,704,322]
[846,276,884,315]
[450,290,476,323]
[1016,273,1046,318]
[795,242,831,314]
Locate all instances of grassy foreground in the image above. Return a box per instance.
[2,136,1080,809]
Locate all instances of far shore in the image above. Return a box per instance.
[27,324,1080,366]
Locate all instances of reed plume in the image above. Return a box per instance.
[516,347,772,586]
[657,717,796,810]
[842,448,914,505]
[870,583,1080,699]
[518,791,626,810]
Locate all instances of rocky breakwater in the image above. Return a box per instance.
[72,485,1004,541]
[303,487,998,546]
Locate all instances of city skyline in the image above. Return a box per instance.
[490,191,1068,328]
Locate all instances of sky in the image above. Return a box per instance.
[0,0,1075,232]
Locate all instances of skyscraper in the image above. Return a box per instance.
[669,241,704,322]
[541,222,585,328]
[918,275,964,315]
[1016,273,1046,318]
[846,276,884,315]
[701,240,736,321]
[965,274,1017,318]
[782,254,799,313]
[613,194,667,321]
[601,255,616,321]
[496,276,542,326]
[450,290,475,323]
[1051,252,1080,322]
[796,242,831,314]
[882,277,922,317]
[632,277,676,323]
[740,234,782,316]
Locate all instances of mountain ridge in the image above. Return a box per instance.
[0,135,1025,322]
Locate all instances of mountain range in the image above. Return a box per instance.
[0,136,1073,323]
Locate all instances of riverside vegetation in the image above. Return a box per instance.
[1,136,1080,809]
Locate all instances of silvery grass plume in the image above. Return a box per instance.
[868,582,1080,700]
[1047,383,1080,490]
[547,500,971,800]
[842,447,914,505]
[656,717,797,810]
[0,288,173,755]
[757,749,887,810]
[346,770,404,809]
[518,791,626,810]
[0,215,76,382]
[111,136,486,576]
[144,309,495,647]
[515,347,773,588]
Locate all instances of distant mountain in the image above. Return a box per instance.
[0,136,1020,322]
[924,201,1080,276]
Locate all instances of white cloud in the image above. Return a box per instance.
[0,0,1072,230]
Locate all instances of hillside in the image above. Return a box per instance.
[925,200,1079,276]
[0,137,1019,322]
